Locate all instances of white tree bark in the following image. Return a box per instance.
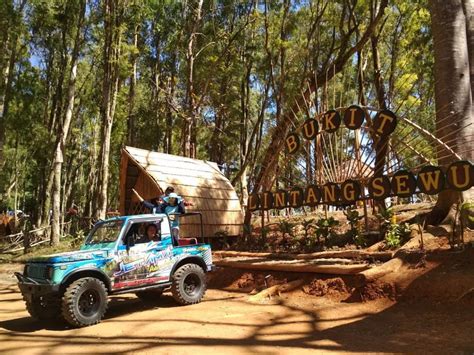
[50,1,85,245]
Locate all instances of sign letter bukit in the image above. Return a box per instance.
[249,105,474,212]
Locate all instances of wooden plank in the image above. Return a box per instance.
[213,250,393,261]
[214,260,370,274]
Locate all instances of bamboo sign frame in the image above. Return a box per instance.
[248,105,474,212]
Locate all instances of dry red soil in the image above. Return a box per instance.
[0,248,473,354]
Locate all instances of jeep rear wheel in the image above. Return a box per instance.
[136,289,163,302]
[171,264,206,305]
[25,295,61,320]
[61,277,108,327]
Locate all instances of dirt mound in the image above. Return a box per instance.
[399,248,474,305]
[303,277,350,300]
[235,273,256,289]
[210,247,474,307]
[208,268,302,292]
[302,277,396,302]
[358,280,397,301]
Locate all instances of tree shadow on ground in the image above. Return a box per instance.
[0,292,242,332]
[0,249,473,353]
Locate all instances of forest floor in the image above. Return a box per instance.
[0,246,473,354]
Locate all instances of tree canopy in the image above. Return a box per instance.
[0,0,468,241]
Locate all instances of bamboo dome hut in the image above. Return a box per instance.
[119,146,243,238]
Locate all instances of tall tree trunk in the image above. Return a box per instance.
[96,0,123,220]
[51,0,85,245]
[127,25,138,146]
[0,29,17,170]
[164,50,177,154]
[462,0,474,101]
[84,123,99,219]
[0,0,26,169]
[183,0,203,158]
[0,45,10,168]
[427,0,473,225]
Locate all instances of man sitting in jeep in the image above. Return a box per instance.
[137,223,161,243]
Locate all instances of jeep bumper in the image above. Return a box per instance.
[15,272,59,298]
[207,264,217,272]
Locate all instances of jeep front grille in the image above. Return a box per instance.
[26,265,48,279]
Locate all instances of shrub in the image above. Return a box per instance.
[343,207,365,247]
[315,217,339,244]
[384,222,411,249]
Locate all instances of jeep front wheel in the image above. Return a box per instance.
[171,264,206,305]
[61,277,108,327]
[25,295,61,320]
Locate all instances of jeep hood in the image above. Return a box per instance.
[29,249,109,264]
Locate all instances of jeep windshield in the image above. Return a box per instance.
[85,220,124,245]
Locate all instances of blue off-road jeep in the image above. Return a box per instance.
[15,213,214,327]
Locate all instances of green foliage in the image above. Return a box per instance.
[0,0,439,236]
[343,207,365,247]
[297,218,319,250]
[314,217,339,243]
[376,207,395,238]
[377,207,411,249]
[385,223,411,249]
[259,226,270,250]
[278,219,295,237]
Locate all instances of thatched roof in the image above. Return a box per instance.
[120,146,243,237]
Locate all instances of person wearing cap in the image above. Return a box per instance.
[160,186,193,207]
[131,189,185,244]
[159,192,185,244]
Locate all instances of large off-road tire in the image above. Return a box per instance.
[171,264,206,305]
[25,295,61,320]
[61,277,108,328]
[135,289,163,302]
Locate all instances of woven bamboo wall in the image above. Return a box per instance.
[119,146,243,237]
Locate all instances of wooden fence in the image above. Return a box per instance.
[0,221,72,253]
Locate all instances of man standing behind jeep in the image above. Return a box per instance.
[159,193,185,244]
[132,189,185,244]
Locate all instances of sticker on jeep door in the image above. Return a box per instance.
[112,244,175,289]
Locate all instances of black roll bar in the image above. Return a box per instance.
[167,212,204,242]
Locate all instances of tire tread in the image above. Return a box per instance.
[171,263,206,305]
[61,277,108,328]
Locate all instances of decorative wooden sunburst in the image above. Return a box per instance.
[285,105,466,187]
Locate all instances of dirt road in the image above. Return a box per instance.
[0,277,473,354]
